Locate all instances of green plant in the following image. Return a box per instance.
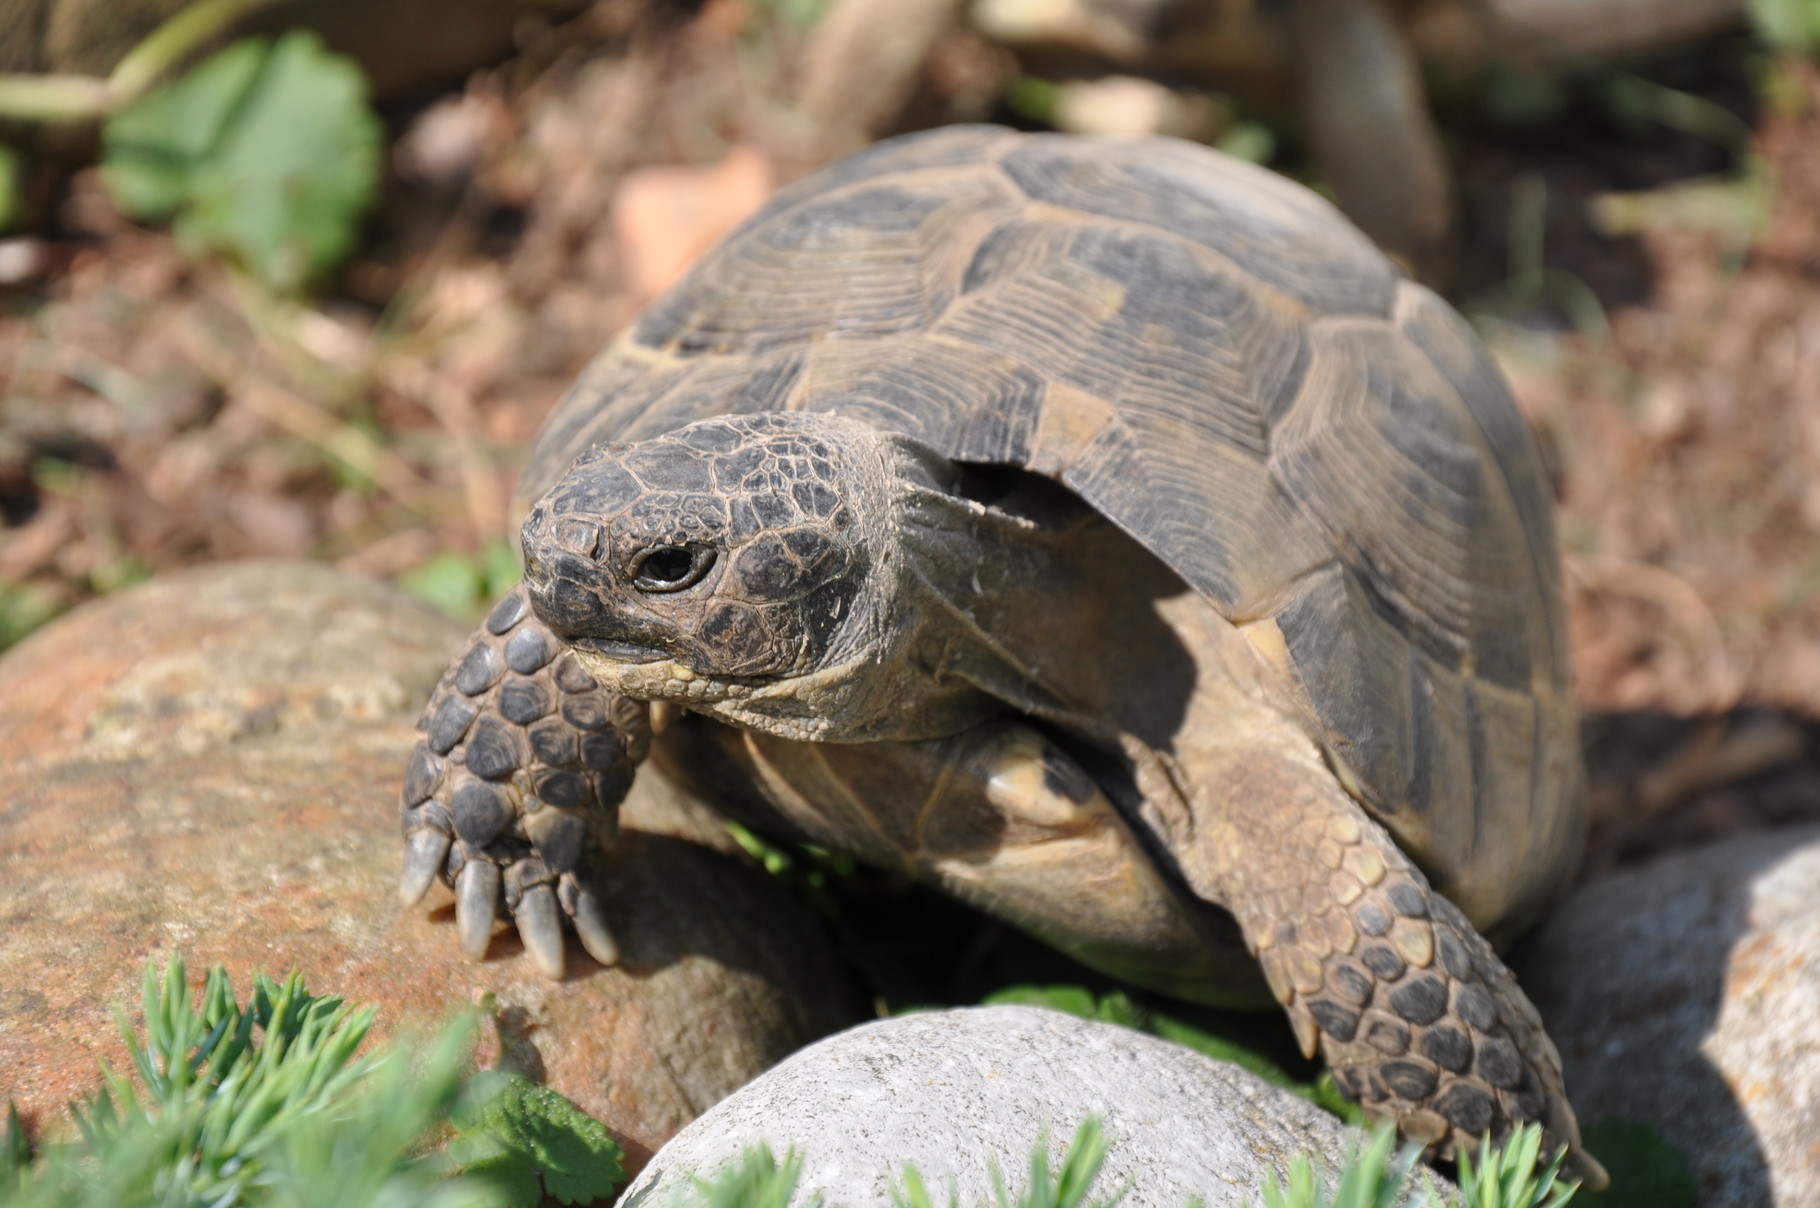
[1456,1126,1574,1208]
[1247,1127,1430,1208]
[101,29,381,294]
[402,539,523,619]
[1246,1124,1578,1208]
[0,0,381,293]
[981,1118,1121,1208]
[449,1070,626,1207]
[1750,0,1820,52]
[686,1144,814,1208]
[2,957,626,1208]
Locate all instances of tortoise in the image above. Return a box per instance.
[397,125,1603,1179]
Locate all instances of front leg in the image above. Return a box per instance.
[399,584,650,977]
[1173,737,1606,1186]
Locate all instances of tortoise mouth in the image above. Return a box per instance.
[571,636,670,664]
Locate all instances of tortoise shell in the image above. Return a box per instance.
[519,125,1583,930]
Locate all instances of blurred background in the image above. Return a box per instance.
[1,0,1819,876]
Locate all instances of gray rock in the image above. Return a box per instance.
[1520,826,1820,1208]
[624,1005,1443,1208]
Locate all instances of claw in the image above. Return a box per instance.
[516,883,566,979]
[569,882,620,967]
[456,859,501,959]
[1566,1148,1611,1192]
[398,827,451,907]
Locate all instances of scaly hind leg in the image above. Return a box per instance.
[398,584,650,978]
[1166,732,1606,1185]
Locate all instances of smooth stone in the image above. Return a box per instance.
[1520,825,1820,1208]
[624,1005,1452,1207]
[0,561,858,1172]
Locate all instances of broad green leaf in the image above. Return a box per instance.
[179,31,380,292]
[102,31,381,293]
[451,1070,625,1206]
[102,37,267,219]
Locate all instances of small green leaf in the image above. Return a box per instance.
[403,540,521,619]
[102,37,266,220]
[1575,1119,1697,1208]
[102,30,381,293]
[1007,77,1061,125]
[403,551,493,618]
[451,1070,625,1206]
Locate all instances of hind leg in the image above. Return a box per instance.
[1162,729,1605,1185]
[399,584,650,977]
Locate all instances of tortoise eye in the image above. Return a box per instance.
[631,545,713,592]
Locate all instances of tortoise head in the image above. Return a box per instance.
[521,412,989,740]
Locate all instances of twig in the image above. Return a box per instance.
[171,310,435,509]
[0,0,277,123]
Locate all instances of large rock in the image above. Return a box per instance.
[1519,826,1820,1208]
[624,1005,1448,1208]
[0,561,858,1170]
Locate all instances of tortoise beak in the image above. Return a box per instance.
[571,636,670,664]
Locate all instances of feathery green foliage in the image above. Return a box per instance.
[1247,1126,1430,1208]
[1245,1123,1579,1208]
[984,1118,1122,1208]
[0,957,622,1208]
[687,1144,815,1208]
[1456,1126,1574,1208]
[3,956,496,1208]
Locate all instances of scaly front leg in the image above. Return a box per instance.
[399,584,650,977]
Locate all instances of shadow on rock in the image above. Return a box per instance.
[1518,823,1820,1207]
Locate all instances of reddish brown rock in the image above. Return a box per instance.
[0,561,858,1171]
